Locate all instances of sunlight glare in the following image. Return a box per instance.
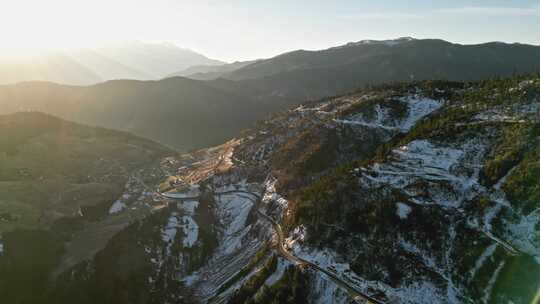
[0,0,153,52]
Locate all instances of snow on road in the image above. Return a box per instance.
[162,184,201,199]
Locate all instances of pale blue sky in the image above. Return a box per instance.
[1,0,539,61]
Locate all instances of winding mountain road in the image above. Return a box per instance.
[163,185,384,304]
[256,210,385,304]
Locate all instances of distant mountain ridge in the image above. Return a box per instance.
[169,60,260,80]
[169,38,540,101]
[218,39,540,95]
[0,42,224,85]
[1,37,540,152]
[0,77,293,151]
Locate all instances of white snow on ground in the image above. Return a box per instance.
[178,200,199,215]
[478,166,540,259]
[399,95,443,131]
[180,183,269,301]
[469,243,498,280]
[334,95,441,133]
[482,261,506,304]
[398,238,460,303]
[309,271,351,304]
[361,139,485,209]
[505,209,540,261]
[392,281,448,304]
[214,179,249,193]
[217,193,254,241]
[181,272,199,286]
[162,184,201,199]
[284,225,306,250]
[396,202,412,219]
[264,258,290,287]
[334,104,397,131]
[162,213,180,243]
[289,237,457,304]
[473,102,540,124]
[262,176,289,218]
[399,239,438,269]
[161,212,199,251]
[181,216,199,247]
[109,200,126,214]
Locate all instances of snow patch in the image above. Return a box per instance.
[264,258,290,287]
[309,271,351,304]
[396,202,412,219]
[161,212,199,251]
[109,200,126,214]
[262,176,289,218]
[178,200,199,215]
[181,216,199,247]
[482,261,505,304]
[469,243,498,280]
[505,208,540,258]
[392,281,448,304]
[335,95,441,133]
[361,139,485,209]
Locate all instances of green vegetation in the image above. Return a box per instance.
[291,74,540,246]
[214,243,270,297]
[227,255,278,304]
[247,266,310,304]
[0,112,171,233]
[49,208,207,304]
[0,112,174,304]
[0,229,65,304]
[503,134,540,213]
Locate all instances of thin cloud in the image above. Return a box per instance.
[436,4,540,17]
[342,4,540,21]
[341,12,423,21]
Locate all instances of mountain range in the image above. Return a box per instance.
[1,34,540,304]
[0,41,223,85]
[1,38,540,152]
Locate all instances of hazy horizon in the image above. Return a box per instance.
[2,0,540,62]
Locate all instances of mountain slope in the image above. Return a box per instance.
[67,49,153,80]
[4,75,539,304]
[104,74,539,304]
[225,75,540,304]
[215,38,540,100]
[0,112,173,304]
[92,41,225,79]
[0,77,293,151]
[170,60,259,80]
[0,42,224,85]
[0,51,103,85]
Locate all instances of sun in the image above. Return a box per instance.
[0,0,142,52]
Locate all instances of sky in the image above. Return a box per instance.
[1,0,540,62]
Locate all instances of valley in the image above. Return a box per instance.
[2,1,540,303]
[2,38,540,153]
[1,73,539,304]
